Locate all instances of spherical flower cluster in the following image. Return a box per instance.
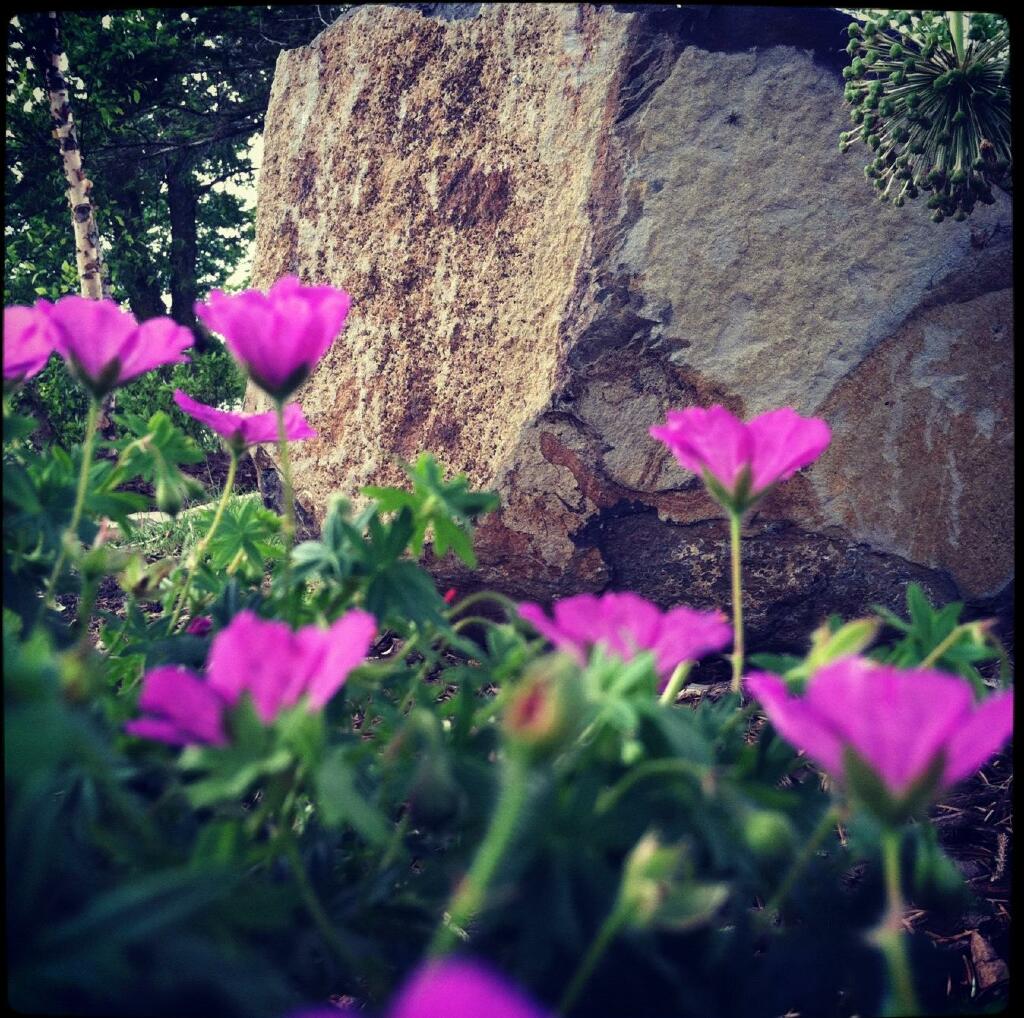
[840,11,1009,221]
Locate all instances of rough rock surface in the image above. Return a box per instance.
[246,3,1013,647]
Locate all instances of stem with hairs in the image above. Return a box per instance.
[729,510,745,692]
[43,398,100,611]
[166,449,237,633]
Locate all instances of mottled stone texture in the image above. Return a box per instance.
[248,3,1012,645]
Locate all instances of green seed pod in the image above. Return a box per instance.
[926,193,942,208]
[864,165,876,180]
[889,42,904,58]
[927,167,946,186]
[904,91,920,109]
[952,209,967,222]
[932,71,949,89]
[893,126,910,143]
[868,133,881,150]
[847,38,860,56]
[875,177,887,190]
[851,58,866,75]
[843,65,856,80]
[903,58,916,72]
[931,209,945,222]
[889,70,907,85]
[864,49,878,65]
[892,194,905,207]
[951,110,966,126]
[850,108,864,124]
[879,98,894,116]
[907,184,919,199]
[896,11,912,26]
[742,811,797,864]
[864,20,878,37]
[864,93,879,110]
[847,21,862,37]
[950,167,967,184]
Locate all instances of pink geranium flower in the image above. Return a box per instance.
[746,658,1013,802]
[173,389,316,451]
[124,665,228,747]
[290,958,550,1018]
[185,615,213,636]
[42,296,193,397]
[195,276,352,401]
[519,591,731,687]
[3,304,56,384]
[650,405,831,513]
[127,609,377,745]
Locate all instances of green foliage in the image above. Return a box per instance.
[6,8,348,321]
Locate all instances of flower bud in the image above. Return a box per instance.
[503,653,583,755]
[742,810,797,864]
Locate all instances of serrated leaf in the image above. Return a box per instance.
[315,747,390,845]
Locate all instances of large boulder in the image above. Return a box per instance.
[246,3,1012,650]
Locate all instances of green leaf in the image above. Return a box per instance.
[365,560,446,629]
[315,747,390,845]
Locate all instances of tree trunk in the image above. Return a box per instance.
[166,157,199,333]
[44,11,106,299]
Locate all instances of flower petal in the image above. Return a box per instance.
[941,690,1014,788]
[650,405,752,491]
[4,304,56,381]
[747,408,831,495]
[303,609,377,709]
[745,672,845,775]
[132,665,227,745]
[390,959,550,1018]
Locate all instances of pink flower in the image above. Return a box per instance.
[185,615,213,636]
[173,389,316,451]
[195,276,352,401]
[42,296,193,396]
[205,609,377,724]
[124,665,228,747]
[3,304,56,383]
[650,405,831,513]
[127,609,377,744]
[746,658,1013,801]
[518,592,731,687]
[289,958,550,1018]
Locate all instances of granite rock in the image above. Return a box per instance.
[246,3,1013,646]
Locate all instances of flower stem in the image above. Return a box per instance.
[166,449,237,634]
[728,510,745,693]
[948,11,965,64]
[918,623,968,670]
[876,828,921,1016]
[427,750,530,957]
[279,825,356,973]
[659,661,693,705]
[761,805,841,921]
[557,901,630,1015]
[276,401,297,554]
[44,398,100,609]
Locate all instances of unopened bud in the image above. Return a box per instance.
[504,654,583,755]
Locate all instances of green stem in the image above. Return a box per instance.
[659,661,693,705]
[762,806,841,920]
[729,510,745,693]
[446,589,521,621]
[166,449,237,634]
[557,902,630,1015]
[276,401,297,555]
[918,623,968,669]
[279,826,355,972]
[44,398,100,609]
[595,757,710,815]
[948,10,965,64]
[877,828,921,1016]
[427,750,530,957]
